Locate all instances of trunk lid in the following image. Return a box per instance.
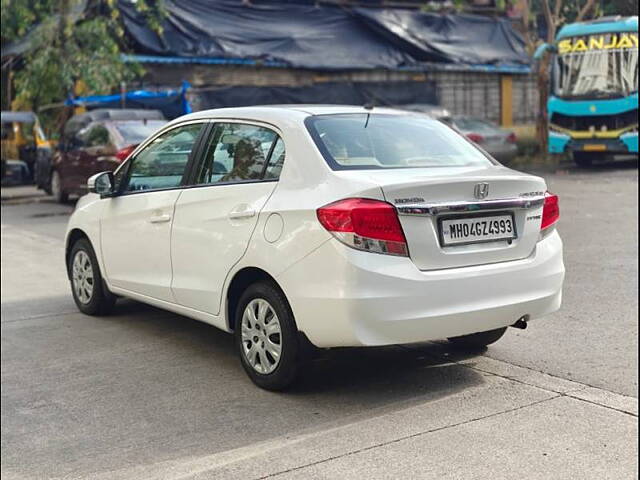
[338,166,547,270]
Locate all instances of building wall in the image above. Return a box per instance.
[512,74,539,124]
[143,63,538,125]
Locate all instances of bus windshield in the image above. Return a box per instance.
[553,33,638,99]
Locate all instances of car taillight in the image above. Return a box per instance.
[541,191,559,230]
[506,132,517,144]
[317,198,408,256]
[466,133,484,143]
[115,144,136,162]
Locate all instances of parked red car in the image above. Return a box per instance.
[50,109,167,202]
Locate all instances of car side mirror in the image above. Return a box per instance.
[87,171,115,197]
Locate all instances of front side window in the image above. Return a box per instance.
[306,114,494,170]
[121,123,202,193]
[195,123,284,185]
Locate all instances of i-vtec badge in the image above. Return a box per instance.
[474,182,489,199]
[394,197,425,204]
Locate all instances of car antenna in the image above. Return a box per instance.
[364,102,374,128]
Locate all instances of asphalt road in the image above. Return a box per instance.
[1,162,638,479]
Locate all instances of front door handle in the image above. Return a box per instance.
[149,214,172,224]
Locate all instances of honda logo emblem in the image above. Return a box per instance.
[474,183,489,199]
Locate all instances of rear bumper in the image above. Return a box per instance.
[277,231,565,348]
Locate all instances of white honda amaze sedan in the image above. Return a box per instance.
[65,105,564,390]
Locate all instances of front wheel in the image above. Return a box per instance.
[68,238,116,315]
[448,327,507,350]
[235,281,302,391]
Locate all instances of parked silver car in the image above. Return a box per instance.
[450,116,519,163]
[393,105,519,163]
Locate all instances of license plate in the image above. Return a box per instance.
[440,214,516,246]
[583,144,606,151]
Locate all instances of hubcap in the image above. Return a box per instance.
[72,250,94,304]
[51,172,61,197]
[241,298,282,374]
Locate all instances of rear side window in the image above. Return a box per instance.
[264,137,285,180]
[195,123,284,185]
[78,124,111,147]
[122,123,202,193]
[306,114,494,170]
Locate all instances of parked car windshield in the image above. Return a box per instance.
[114,120,167,145]
[306,114,494,170]
[553,33,639,99]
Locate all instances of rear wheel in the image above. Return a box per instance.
[572,151,596,167]
[50,170,68,203]
[448,327,507,350]
[234,281,302,391]
[68,238,116,315]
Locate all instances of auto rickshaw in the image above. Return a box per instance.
[1,111,52,184]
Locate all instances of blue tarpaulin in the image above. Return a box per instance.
[65,82,192,119]
[117,0,530,71]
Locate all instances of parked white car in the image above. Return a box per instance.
[65,106,565,390]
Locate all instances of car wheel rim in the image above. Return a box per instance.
[51,172,60,198]
[241,298,282,374]
[72,250,94,304]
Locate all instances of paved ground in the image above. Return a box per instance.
[1,161,638,479]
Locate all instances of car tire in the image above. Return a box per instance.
[68,238,116,315]
[50,170,69,203]
[234,281,302,391]
[448,327,507,350]
[572,151,595,167]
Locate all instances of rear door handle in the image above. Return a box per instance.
[149,214,172,224]
[228,207,256,220]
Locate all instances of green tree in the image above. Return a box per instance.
[1,0,164,114]
[517,0,600,158]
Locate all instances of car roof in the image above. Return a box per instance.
[64,109,166,136]
[171,105,413,127]
[1,111,37,123]
[70,109,165,123]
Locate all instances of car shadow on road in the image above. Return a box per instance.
[2,296,490,479]
[104,299,486,402]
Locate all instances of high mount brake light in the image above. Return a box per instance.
[317,198,409,256]
[541,191,559,230]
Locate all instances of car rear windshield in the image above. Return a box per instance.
[115,120,167,145]
[453,117,498,132]
[305,114,494,170]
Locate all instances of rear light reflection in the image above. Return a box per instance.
[115,144,137,162]
[317,198,408,256]
[541,191,559,230]
[466,133,484,144]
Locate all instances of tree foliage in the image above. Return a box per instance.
[520,0,599,158]
[1,0,165,111]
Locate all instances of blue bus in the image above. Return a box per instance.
[535,16,638,166]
